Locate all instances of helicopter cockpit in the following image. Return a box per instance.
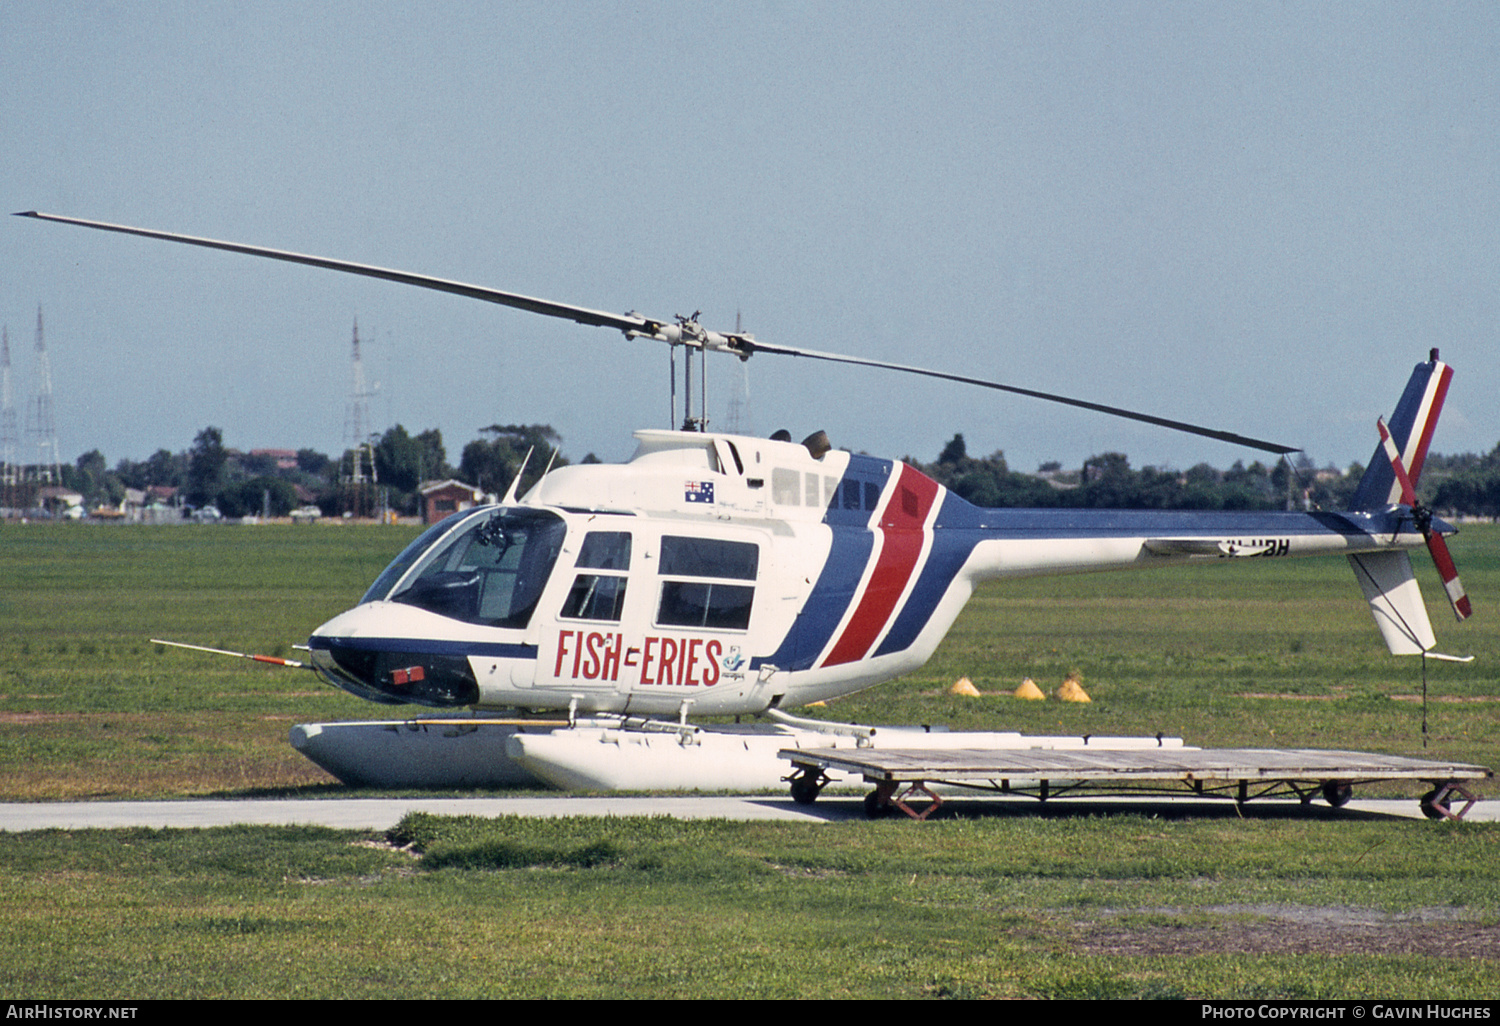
[364,506,567,628]
[308,506,569,706]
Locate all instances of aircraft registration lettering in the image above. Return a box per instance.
[1219,538,1290,558]
[554,629,723,687]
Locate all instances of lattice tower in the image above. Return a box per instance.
[1,325,18,498]
[26,307,60,485]
[723,311,752,436]
[342,319,375,485]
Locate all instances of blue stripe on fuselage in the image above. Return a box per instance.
[750,453,1403,672]
[874,491,981,657]
[873,499,1404,658]
[925,502,1388,539]
[750,454,891,672]
[308,636,539,660]
[750,526,872,672]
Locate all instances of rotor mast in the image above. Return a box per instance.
[667,313,714,432]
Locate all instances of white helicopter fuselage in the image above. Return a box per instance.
[13,215,1465,724]
[307,425,1434,718]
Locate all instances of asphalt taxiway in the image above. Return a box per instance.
[0,795,1492,831]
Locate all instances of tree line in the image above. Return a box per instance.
[36,426,1500,518]
[57,423,582,518]
[907,433,1500,515]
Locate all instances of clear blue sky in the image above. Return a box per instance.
[3,1,1496,476]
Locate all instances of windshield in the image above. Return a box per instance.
[383,508,566,629]
[359,507,491,605]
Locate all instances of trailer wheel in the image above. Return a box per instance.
[1419,788,1449,821]
[1321,781,1352,808]
[863,790,892,819]
[789,772,822,806]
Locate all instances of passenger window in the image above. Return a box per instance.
[658,582,754,630]
[659,536,758,579]
[656,535,759,630]
[772,467,800,505]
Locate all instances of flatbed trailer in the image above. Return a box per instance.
[780,746,1492,820]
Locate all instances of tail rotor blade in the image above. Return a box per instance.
[1425,531,1473,622]
[1377,418,1471,621]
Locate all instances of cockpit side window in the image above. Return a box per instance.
[561,530,632,622]
[575,531,631,570]
[389,509,566,629]
[561,575,628,622]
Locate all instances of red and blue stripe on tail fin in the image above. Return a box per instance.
[1350,349,1452,511]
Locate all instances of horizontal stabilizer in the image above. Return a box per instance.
[1423,650,1476,664]
[1347,552,1436,656]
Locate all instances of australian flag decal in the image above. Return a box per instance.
[685,481,715,504]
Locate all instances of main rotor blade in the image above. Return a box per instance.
[18,210,1299,455]
[15,211,648,333]
[739,339,1300,455]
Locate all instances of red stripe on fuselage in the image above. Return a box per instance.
[821,464,940,666]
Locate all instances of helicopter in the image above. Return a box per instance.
[15,212,1471,729]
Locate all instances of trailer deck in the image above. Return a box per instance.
[780,746,1492,820]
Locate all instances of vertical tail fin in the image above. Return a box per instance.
[1350,349,1452,510]
[1346,352,1472,653]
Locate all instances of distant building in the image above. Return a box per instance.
[35,485,83,516]
[141,485,180,523]
[250,448,299,471]
[420,479,489,524]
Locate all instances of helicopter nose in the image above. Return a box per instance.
[308,604,479,707]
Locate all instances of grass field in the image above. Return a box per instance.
[1,520,1497,998]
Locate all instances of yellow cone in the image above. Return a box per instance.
[1057,672,1091,703]
[949,676,980,697]
[1013,677,1045,700]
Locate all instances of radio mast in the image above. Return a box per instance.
[1,325,18,509]
[341,319,377,516]
[26,306,61,489]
